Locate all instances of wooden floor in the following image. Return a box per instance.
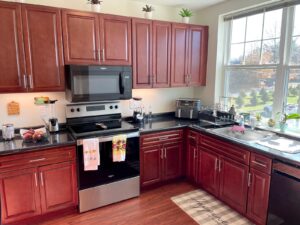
[35,181,198,225]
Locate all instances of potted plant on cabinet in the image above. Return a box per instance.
[142,5,154,19]
[87,0,103,13]
[179,8,192,24]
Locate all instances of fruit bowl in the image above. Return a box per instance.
[20,127,48,143]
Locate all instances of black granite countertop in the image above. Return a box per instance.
[130,115,300,167]
[0,131,76,156]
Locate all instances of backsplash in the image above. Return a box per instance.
[0,87,195,128]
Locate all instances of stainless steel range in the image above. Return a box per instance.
[66,102,140,213]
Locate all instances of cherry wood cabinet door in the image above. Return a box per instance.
[62,10,100,64]
[100,15,131,65]
[186,137,198,183]
[188,25,208,86]
[0,2,26,93]
[199,148,219,196]
[132,19,152,88]
[141,145,162,187]
[219,156,249,214]
[163,142,183,180]
[247,168,270,225]
[22,5,64,92]
[0,168,41,224]
[39,161,78,214]
[171,23,189,87]
[152,21,171,88]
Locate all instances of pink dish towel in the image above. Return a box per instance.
[83,138,100,171]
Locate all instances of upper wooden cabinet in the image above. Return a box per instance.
[0,2,64,93]
[0,2,26,93]
[62,11,131,65]
[171,23,208,87]
[132,19,172,89]
[22,5,64,92]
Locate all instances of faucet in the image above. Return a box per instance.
[239,115,245,127]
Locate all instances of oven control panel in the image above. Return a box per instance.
[66,102,121,118]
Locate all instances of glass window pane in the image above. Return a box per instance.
[245,41,261,64]
[293,5,300,36]
[229,43,244,64]
[261,38,280,64]
[286,69,300,114]
[246,13,263,41]
[226,68,276,118]
[263,9,282,39]
[231,18,246,43]
[290,37,300,65]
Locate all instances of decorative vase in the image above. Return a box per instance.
[91,4,101,13]
[144,11,153,19]
[182,17,190,24]
[279,122,287,132]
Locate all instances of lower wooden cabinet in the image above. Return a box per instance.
[164,143,182,180]
[247,168,271,225]
[0,146,77,224]
[186,130,199,183]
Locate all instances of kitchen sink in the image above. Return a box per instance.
[210,126,275,143]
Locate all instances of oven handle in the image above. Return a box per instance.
[76,131,139,146]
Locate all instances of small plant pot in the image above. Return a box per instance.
[91,4,101,13]
[144,11,153,19]
[182,17,190,24]
[279,122,287,132]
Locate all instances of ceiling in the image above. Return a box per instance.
[131,0,228,10]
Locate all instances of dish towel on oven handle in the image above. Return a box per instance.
[112,135,127,162]
[82,138,100,171]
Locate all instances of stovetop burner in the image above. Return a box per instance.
[70,120,122,134]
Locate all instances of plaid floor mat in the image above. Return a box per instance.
[171,189,254,225]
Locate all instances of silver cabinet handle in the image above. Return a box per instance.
[34,172,38,187]
[29,158,46,163]
[215,158,218,171]
[40,172,44,187]
[218,159,222,172]
[164,148,167,159]
[102,49,105,62]
[161,149,163,159]
[28,75,34,89]
[193,148,196,159]
[248,173,252,187]
[23,74,28,88]
[159,136,168,141]
[252,160,267,168]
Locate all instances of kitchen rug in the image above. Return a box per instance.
[171,189,253,225]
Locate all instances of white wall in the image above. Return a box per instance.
[193,0,276,106]
[0,0,196,128]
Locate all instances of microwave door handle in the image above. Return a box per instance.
[119,72,125,94]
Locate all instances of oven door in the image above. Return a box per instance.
[77,132,140,190]
[66,65,132,102]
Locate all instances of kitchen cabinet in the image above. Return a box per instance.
[0,2,26,93]
[171,24,208,87]
[22,4,64,91]
[62,10,131,65]
[0,146,77,224]
[186,130,199,183]
[0,2,64,93]
[140,130,183,188]
[247,153,271,225]
[132,19,173,89]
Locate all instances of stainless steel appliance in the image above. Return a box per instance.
[66,102,140,213]
[175,98,201,119]
[267,160,300,225]
[65,65,132,103]
[2,124,15,140]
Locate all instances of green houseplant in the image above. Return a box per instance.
[87,0,103,13]
[179,8,192,23]
[142,5,154,19]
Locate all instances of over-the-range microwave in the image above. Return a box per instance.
[65,65,132,103]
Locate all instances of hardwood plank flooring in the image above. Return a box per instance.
[35,181,198,225]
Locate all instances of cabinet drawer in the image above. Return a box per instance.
[250,153,272,174]
[141,129,183,147]
[0,146,76,173]
[187,130,198,146]
[200,134,250,165]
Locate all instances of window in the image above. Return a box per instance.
[224,3,300,128]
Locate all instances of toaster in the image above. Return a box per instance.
[175,98,201,119]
